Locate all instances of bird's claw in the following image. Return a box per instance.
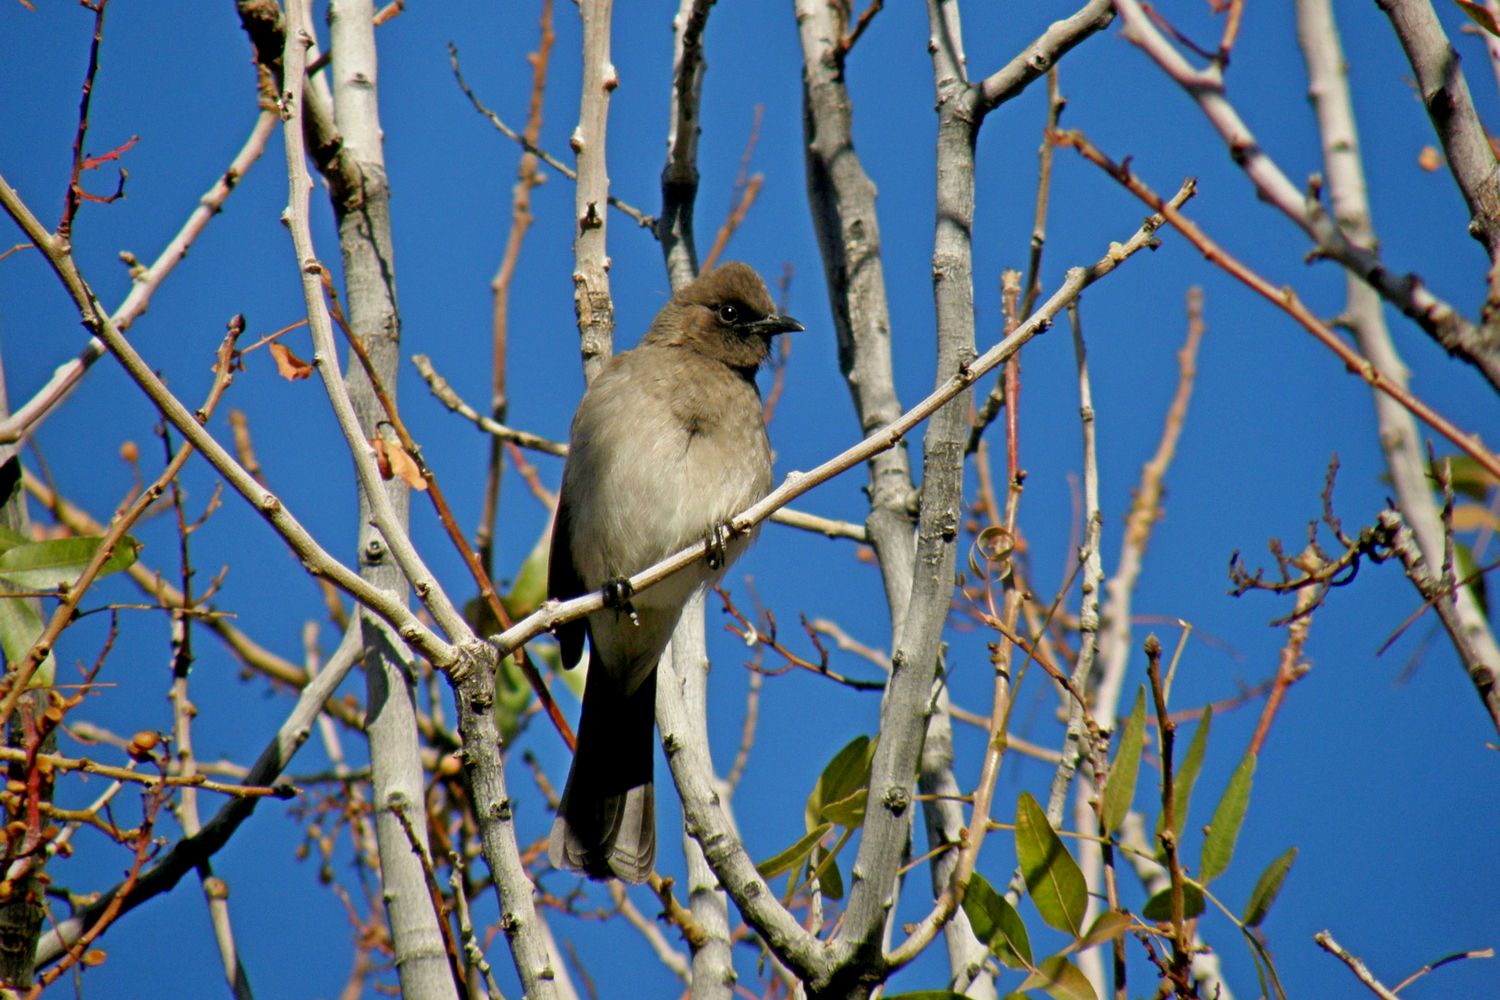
[705,523,732,571]
[603,577,640,626]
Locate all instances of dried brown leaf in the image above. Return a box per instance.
[269,342,313,381]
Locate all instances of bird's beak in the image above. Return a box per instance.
[747,314,805,336]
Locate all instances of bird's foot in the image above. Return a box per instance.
[705,522,734,571]
[603,577,639,626]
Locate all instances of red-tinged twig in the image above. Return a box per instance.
[1141,1,1217,61]
[58,0,115,243]
[1247,549,1319,756]
[701,172,761,273]
[1053,128,1500,482]
[240,318,309,356]
[21,472,377,736]
[0,243,33,263]
[1002,273,1022,484]
[1022,70,1063,320]
[0,742,291,802]
[1144,635,1194,996]
[1094,288,1206,727]
[1,110,277,446]
[837,0,884,58]
[0,319,244,730]
[506,442,556,511]
[1216,0,1245,65]
[888,377,1028,970]
[29,784,162,996]
[716,586,883,692]
[372,0,403,25]
[319,273,575,751]
[702,105,765,271]
[480,0,555,576]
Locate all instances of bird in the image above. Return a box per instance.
[547,261,802,883]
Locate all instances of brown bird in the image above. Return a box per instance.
[547,262,802,882]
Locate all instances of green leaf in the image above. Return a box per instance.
[820,787,868,828]
[493,653,536,742]
[1101,687,1147,832]
[504,523,551,617]
[1015,792,1088,936]
[1442,453,1500,499]
[1242,846,1297,927]
[962,871,1033,970]
[0,523,28,555]
[1158,705,1212,848]
[1019,954,1098,1000]
[1200,751,1257,884]
[1240,924,1292,1000]
[883,993,971,1000]
[756,823,831,880]
[1457,1,1500,39]
[0,536,140,590]
[1142,883,1206,921]
[805,734,874,831]
[0,595,54,688]
[1072,910,1131,952]
[809,842,844,900]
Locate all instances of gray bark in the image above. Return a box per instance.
[326,3,460,996]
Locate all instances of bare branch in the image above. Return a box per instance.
[1115,0,1500,391]
[1054,129,1500,482]
[573,0,618,381]
[659,0,714,288]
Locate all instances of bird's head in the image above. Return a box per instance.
[646,261,804,372]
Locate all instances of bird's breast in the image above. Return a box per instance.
[562,368,772,590]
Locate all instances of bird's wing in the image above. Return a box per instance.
[547,493,589,670]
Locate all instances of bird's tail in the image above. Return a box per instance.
[548,664,657,883]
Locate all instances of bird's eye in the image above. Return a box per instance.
[716,303,740,326]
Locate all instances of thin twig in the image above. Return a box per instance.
[479,0,555,576]
[1314,930,1401,1000]
[322,275,574,747]
[1,321,243,728]
[448,44,650,230]
[1114,0,1500,391]
[1094,287,1206,728]
[1053,128,1500,482]
[0,110,277,445]
[702,104,765,271]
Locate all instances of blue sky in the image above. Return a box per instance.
[1,1,1497,997]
